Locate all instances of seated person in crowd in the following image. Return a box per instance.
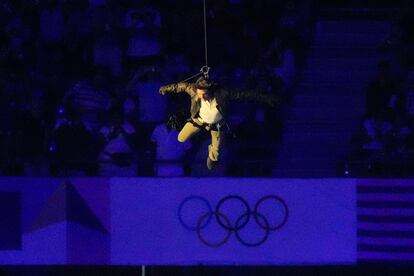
[50,106,101,176]
[97,109,139,176]
[62,66,112,134]
[151,113,192,176]
[365,61,398,118]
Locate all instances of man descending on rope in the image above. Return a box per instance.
[159,76,277,170]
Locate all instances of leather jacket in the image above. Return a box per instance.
[159,82,276,119]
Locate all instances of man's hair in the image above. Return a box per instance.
[195,76,214,90]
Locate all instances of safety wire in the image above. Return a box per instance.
[179,71,204,83]
[202,0,209,77]
[178,0,210,83]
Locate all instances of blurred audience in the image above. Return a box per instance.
[348,0,414,176]
[0,0,313,176]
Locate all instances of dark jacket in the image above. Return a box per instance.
[159,82,276,119]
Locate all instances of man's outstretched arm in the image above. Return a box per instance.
[225,88,279,107]
[159,82,194,96]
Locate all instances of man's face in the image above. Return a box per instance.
[196,89,210,101]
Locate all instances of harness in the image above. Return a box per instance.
[188,118,224,132]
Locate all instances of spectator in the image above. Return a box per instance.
[361,112,394,153]
[98,109,138,176]
[264,38,296,91]
[391,115,414,157]
[63,0,96,76]
[39,0,64,45]
[124,1,162,71]
[365,61,398,118]
[151,114,192,176]
[62,66,112,133]
[129,65,166,126]
[50,106,101,176]
[277,0,315,67]
[93,22,123,77]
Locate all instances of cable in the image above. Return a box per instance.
[203,0,208,68]
[180,71,204,83]
[174,0,211,84]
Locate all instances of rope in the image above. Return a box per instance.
[203,0,208,68]
[201,0,211,79]
[173,0,211,84]
[180,71,204,83]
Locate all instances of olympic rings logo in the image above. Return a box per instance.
[178,195,288,247]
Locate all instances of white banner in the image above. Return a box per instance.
[110,178,356,265]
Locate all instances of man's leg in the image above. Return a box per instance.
[208,130,221,161]
[178,121,201,142]
[207,129,221,170]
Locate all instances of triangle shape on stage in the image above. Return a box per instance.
[28,179,108,234]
